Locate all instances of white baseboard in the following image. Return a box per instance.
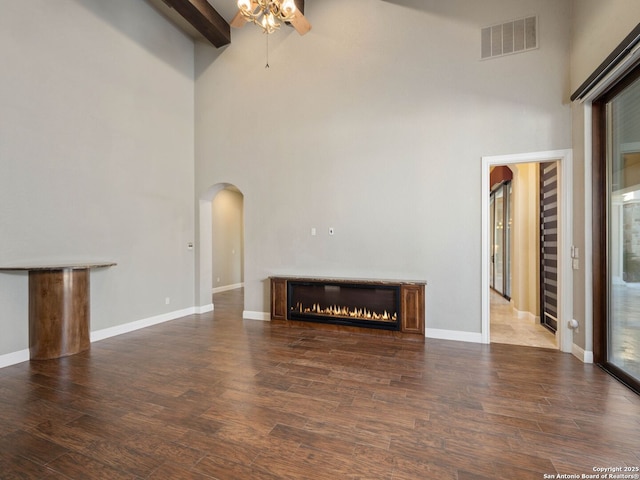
[0,349,30,369]
[90,307,197,343]
[572,343,594,363]
[0,313,585,370]
[243,310,270,321]
[426,328,483,343]
[212,283,244,294]
[195,303,214,314]
[0,306,211,369]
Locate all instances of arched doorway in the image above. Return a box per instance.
[211,186,244,294]
[196,183,244,312]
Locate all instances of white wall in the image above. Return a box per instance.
[0,0,195,356]
[570,0,640,93]
[569,0,640,351]
[195,0,572,335]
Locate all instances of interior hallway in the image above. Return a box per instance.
[490,290,557,349]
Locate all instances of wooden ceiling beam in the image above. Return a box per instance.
[162,0,231,48]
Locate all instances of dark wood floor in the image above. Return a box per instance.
[1,289,639,479]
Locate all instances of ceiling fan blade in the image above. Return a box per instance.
[230,1,259,29]
[289,11,311,35]
[230,10,248,28]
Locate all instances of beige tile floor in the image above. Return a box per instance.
[490,290,557,349]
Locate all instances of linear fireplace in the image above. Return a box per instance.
[288,281,400,331]
[270,276,426,339]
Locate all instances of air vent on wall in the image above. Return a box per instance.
[481,16,537,60]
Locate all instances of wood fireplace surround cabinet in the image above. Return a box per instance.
[270,276,425,340]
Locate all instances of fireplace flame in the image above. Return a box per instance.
[292,302,397,322]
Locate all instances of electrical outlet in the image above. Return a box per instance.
[165,297,170,305]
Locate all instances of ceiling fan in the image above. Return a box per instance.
[230,0,311,35]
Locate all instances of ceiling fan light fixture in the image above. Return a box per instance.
[236,0,298,34]
[237,0,253,12]
[281,0,297,15]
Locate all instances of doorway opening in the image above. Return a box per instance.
[482,150,573,353]
[211,186,244,295]
[489,162,556,348]
[196,183,245,314]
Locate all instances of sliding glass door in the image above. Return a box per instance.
[595,65,640,392]
[490,181,512,299]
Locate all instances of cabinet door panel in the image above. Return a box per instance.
[401,285,424,334]
[271,278,287,320]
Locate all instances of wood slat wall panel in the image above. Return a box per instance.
[540,161,559,332]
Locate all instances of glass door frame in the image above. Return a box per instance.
[592,63,640,394]
[490,181,512,300]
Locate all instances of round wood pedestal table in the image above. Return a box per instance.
[0,263,116,360]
